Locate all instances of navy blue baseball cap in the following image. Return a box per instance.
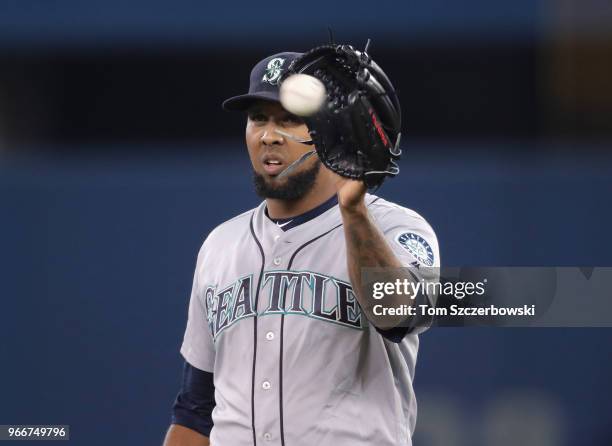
[222,52,303,111]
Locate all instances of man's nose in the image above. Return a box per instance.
[260,123,284,146]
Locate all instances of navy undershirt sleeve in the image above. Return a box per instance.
[376,325,413,342]
[375,291,432,343]
[171,361,215,437]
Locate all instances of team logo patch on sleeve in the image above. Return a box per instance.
[396,232,435,266]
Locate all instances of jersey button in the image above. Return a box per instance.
[274,235,280,242]
[263,433,272,441]
[273,257,282,266]
[266,331,275,341]
[262,381,271,390]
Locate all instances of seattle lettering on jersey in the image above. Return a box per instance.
[203,271,364,340]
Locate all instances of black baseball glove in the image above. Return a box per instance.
[281,43,402,189]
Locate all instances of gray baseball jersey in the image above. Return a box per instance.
[180,194,440,446]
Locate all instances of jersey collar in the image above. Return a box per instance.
[265,195,339,232]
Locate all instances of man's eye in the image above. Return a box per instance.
[282,115,304,125]
[249,113,267,122]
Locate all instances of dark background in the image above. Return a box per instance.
[1,1,611,445]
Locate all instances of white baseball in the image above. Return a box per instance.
[279,74,327,116]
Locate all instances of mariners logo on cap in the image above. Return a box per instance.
[262,57,285,85]
[396,232,435,267]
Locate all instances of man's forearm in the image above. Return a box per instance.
[163,424,209,446]
[340,202,416,329]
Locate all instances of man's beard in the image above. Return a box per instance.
[253,160,321,200]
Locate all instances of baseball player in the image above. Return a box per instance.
[163,46,440,446]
